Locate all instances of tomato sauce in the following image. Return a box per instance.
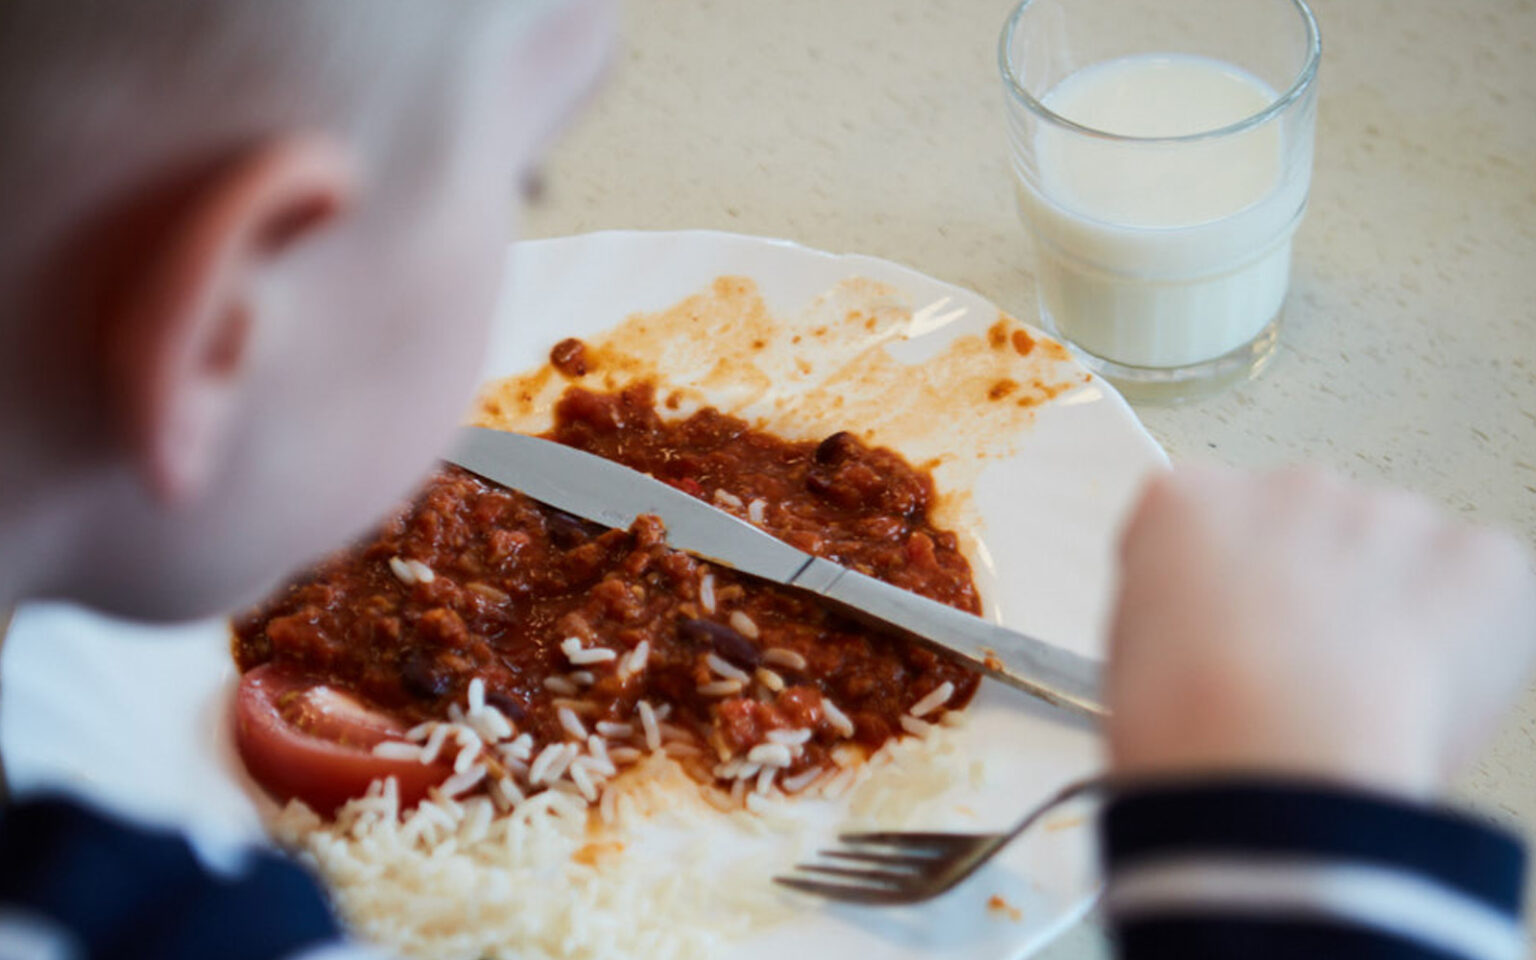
[233,383,981,786]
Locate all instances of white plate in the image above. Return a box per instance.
[2,230,1166,957]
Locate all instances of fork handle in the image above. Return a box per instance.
[1002,773,1116,844]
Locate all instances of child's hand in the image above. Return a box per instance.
[1105,465,1536,798]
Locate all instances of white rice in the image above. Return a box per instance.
[747,499,767,525]
[491,776,525,809]
[267,642,984,960]
[704,653,750,683]
[599,781,620,825]
[388,556,416,586]
[544,744,578,783]
[585,736,616,775]
[557,706,589,741]
[727,611,760,640]
[568,646,618,666]
[619,641,650,679]
[528,743,567,785]
[372,741,424,762]
[608,746,644,766]
[761,648,806,671]
[780,766,824,794]
[830,744,864,769]
[821,698,856,738]
[473,707,514,742]
[466,581,510,604]
[504,733,534,762]
[500,756,530,779]
[389,556,437,586]
[638,703,662,752]
[817,765,859,801]
[569,762,598,801]
[699,574,716,614]
[909,680,955,718]
[542,676,578,696]
[561,635,618,666]
[714,758,759,780]
[713,489,744,510]
[440,763,486,798]
[452,740,480,775]
[745,742,792,768]
[419,725,452,765]
[274,715,981,960]
[697,679,745,697]
[765,728,811,747]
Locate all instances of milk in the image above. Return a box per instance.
[1017,54,1311,369]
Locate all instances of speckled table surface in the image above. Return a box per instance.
[524,1,1536,955]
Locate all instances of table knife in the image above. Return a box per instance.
[449,427,1105,720]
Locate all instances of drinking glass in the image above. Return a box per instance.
[999,0,1321,400]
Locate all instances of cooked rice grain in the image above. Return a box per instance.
[727,611,760,640]
[372,740,424,762]
[704,653,750,683]
[820,699,856,738]
[761,648,805,671]
[909,681,955,719]
[638,702,661,752]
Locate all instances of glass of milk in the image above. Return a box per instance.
[999,0,1321,399]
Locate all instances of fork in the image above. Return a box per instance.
[775,775,1108,905]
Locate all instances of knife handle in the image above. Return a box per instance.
[794,557,1107,721]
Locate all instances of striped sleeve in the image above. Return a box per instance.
[1100,780,1528,960]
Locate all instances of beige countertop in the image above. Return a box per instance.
[526,1,1536,955]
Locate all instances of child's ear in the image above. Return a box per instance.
[103,135,356,503]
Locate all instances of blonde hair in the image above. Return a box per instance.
[0,0,511,284]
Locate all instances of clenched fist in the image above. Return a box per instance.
[1105,465,1536,798]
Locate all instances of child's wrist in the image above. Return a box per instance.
[1106,683,1442,801]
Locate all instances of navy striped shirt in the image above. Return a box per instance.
[1102,780,1526,960]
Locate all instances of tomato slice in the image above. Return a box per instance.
[233,663,450,817]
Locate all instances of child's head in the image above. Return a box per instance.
[0,0,613,620]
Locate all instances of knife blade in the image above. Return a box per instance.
[449,426,1105,720]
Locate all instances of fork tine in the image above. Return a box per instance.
[791,863,915,885]
[773,876,913,904]
[779,776,1110,907]
[838,830,987,850]
[820,849,936,868]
